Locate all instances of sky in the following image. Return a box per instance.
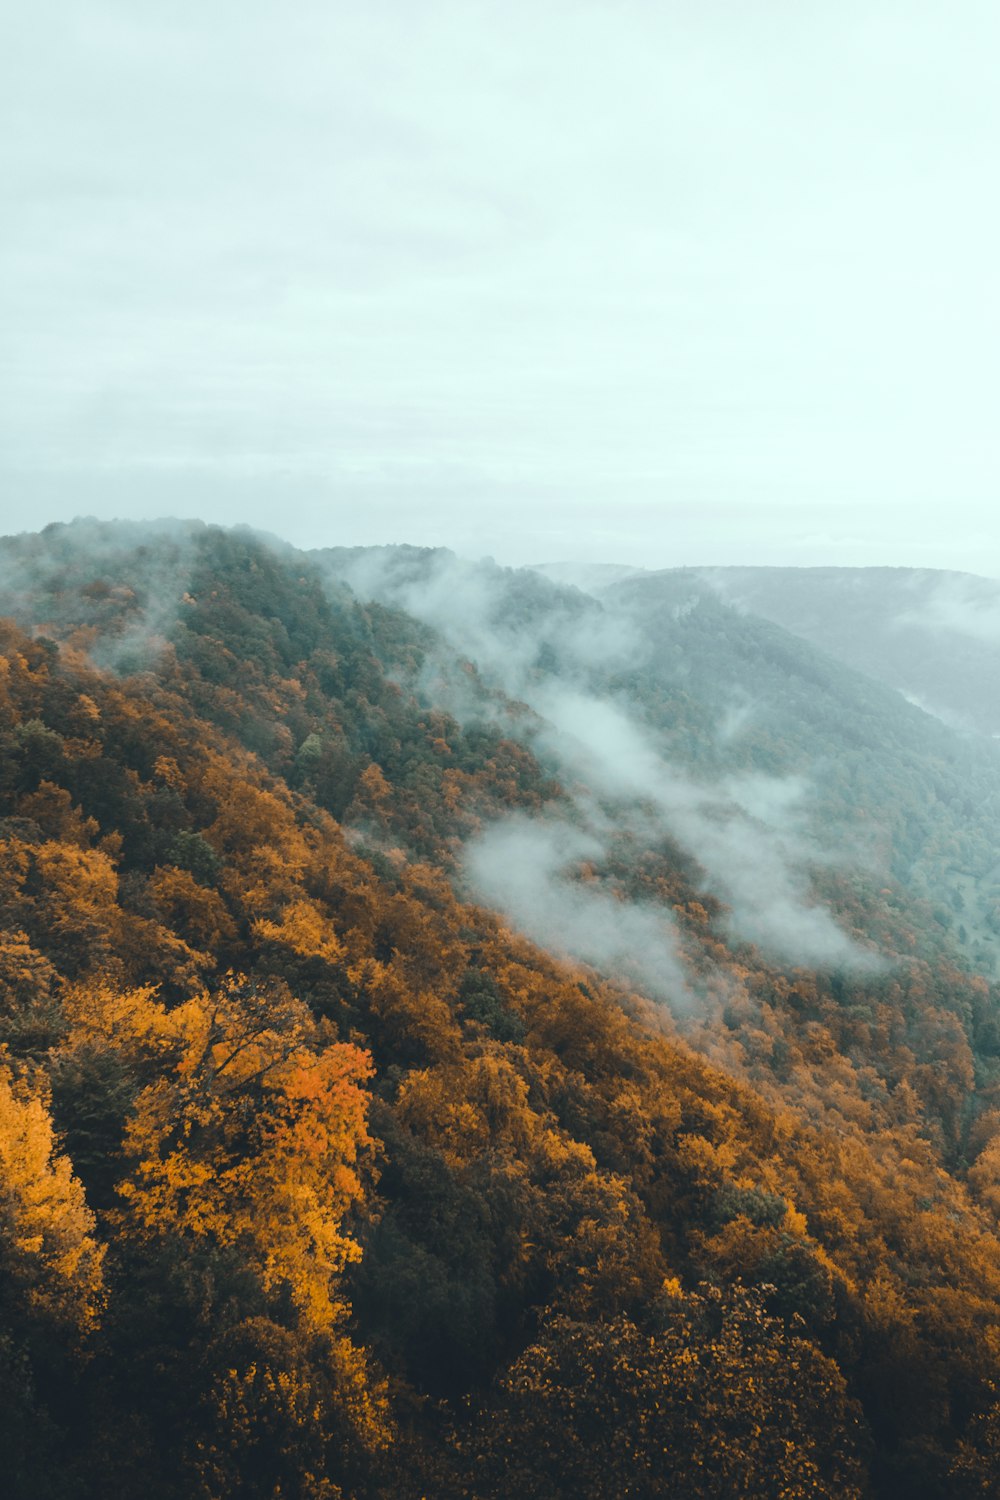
[3,1,1000,572]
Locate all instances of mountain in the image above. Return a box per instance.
[587,563,1000,739]
[2,519,1000,1497]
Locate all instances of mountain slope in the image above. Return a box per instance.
[691,564,1000,738]
[535,561,1000,738]
[2,520,1000,1496]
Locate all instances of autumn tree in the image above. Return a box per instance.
[0,1059,104,1343]
[114,978,374,1333]
[0,1057,106,1499]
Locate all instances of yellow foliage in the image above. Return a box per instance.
[253,899,346,966]
[968,1137,1000,1219]
[115,982,374,1330]
[17,781,99,846]
[61,980,176,1061]
[0,1061,104,1335]
[200,756,308,872]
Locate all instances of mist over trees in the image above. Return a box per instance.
[2,519,1000,1496]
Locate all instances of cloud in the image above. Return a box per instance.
[334,544,642,698]
[529,689,879,971]
[0,516,205,668]
[896,575,1000,645]
[463,816,692,1006]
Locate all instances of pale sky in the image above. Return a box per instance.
[3,2,1000,571]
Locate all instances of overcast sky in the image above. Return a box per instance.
[3,2,1000,571]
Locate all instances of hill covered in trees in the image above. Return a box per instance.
[545,560,1000,740]
[695,565,1000,739]
[3,519,1000,1496]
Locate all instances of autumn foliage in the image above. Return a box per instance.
[1,524,1000,1497]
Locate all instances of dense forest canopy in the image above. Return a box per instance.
[3,518,1000,1497]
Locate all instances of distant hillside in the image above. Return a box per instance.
[683,565,1000,738]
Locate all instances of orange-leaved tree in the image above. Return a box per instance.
[114,978,374,1333]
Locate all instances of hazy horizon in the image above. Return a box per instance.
[5,504,1000,583]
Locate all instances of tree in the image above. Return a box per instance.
[115,979,374,1333]
[190,1317,391,1500]
[0,1060,104,1341]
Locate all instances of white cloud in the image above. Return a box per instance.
[463,816,692,1006]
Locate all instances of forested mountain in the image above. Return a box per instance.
[556,562,1000,740]
[697,566,1000,738]
[4,519,1000,1497]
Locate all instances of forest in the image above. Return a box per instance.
[4,518,1000,1497]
